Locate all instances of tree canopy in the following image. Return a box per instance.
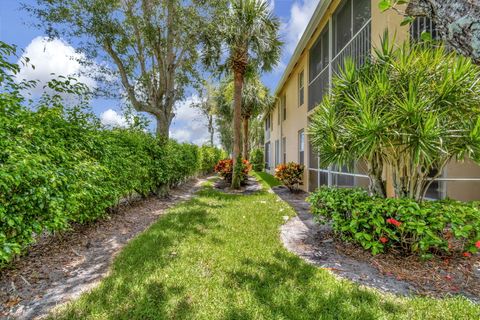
[27,0,226,138]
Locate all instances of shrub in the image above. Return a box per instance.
[0,42,225,264]
[307,187,480,258]
[274,162,304,192]
[250,148,264,171]
[214,158,252,183]
[199,145,223,174]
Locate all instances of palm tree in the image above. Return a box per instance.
[203,0,281,188]
[218,75,273,160]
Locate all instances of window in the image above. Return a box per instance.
[275,139,280,166]
[353,0,371,33]
[308,26,329,111]
[334,0,352,55]
[282,137,286,164]
[298,71,304,106]
[264,142,271,170]
[270,113,273,131]
[298,129,305,165]
[282,94,286,120]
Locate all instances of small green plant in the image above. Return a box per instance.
[307,187,480,257]
[274,162,304,192]
[250,148,264,171]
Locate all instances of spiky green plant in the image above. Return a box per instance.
[309,36,480,200]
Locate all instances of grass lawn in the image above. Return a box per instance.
[51,175,479,319]
[251,171,282,188]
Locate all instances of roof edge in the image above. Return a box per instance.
[274,0,332,96]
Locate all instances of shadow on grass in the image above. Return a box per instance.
[52,188,406,320]
[225,250,403,320]
[53,196,221,319]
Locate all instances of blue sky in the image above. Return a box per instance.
[0,0,319,144]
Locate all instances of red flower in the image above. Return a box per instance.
[475,240,480,249]
[463,252,472,257]
[386,218,402,227]
[379,237,388,244]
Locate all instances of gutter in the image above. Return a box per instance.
[274,0,333,97]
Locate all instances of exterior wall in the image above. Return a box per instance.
[267,0,480,200]
[371,3,409,48]
[445,159,480,201]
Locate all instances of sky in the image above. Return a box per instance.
[0,0,320,145]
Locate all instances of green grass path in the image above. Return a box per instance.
[52,174,480,319]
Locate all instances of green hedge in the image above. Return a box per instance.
[250,148,264,172]
[307,187,480,258]
[0,102,222,264]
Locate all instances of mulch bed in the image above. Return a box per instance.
[336,240,480,299]
[0,177,208,319]
[274,185,480,302]
[214,175,262,195]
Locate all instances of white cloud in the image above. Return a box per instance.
[16,36,96,95]
[100,109,129,128]
[170,95,218,146]
[283,0,320,55]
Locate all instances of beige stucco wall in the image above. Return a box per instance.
[444,159,480,201]
[371,3,409,48]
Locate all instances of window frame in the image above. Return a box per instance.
[298,129,305,165]
[298,70,305,107]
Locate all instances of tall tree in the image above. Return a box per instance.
[203,0,281,188]
[27,0,225,138]
[219,75,272,160]
[380,0,480,64]
[192,81,217,146]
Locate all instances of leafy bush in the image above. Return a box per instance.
[274,162,304,192]
[214,158,251,183]
[0,42,224,264]
[199,145,223,174]
[250,148,264,171]
[307,187,480,257]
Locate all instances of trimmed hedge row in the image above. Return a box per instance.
[0,103,222,264]
[307,187,480,258]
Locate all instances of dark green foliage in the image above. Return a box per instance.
[250,148,264,171]
[0,42,222,264]
[307,187,480,257]
[199,145,223,174]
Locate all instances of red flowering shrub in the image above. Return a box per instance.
[386,218,402,227]
[214,159,251,183]
[274,162,304,192]
[307,187,480,258]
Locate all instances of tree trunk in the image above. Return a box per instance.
[242,116,249,160]
[208,115,214,146]
[231,70,244,189]
[155,113,170,140]
[406,0,480,64]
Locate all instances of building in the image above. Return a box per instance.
[265,0,480,201]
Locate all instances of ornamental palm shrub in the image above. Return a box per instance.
[309,36,480,201]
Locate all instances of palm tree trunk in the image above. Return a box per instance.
[231,70,244,189]
[242,116,249,160]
